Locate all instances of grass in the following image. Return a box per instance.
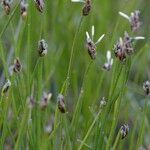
[0,0,150,149]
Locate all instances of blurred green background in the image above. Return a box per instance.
[0,0,150,149]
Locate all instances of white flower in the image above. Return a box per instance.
[86,25,105,59]
[103,50,113,71]
[86,25,105,44]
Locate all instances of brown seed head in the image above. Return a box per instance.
[130,10,141,32]
[13,58,22,73]
[34,0,44,13]
[1,79,11,96]
[123,32,134,55]
[143,81,150,96]
[82,0,91,16]
[114,38,126,62]
[120,124,129,139]
[38,39,48,57]
[86,40,96,59]
[20,1,28,19]
[57,94,66,113]
[2,0,12,15]
[39,92,52,110]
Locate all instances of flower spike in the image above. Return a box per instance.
[86,26,105,59]
[119,10,141,32]
[71,0,92,16]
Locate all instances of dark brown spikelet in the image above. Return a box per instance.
[1,79,11,96]
[34,0,44,13]
[20,1,28,19]
[57,94,66,113]
[123,32,134,55]
[13,58,22,73]
[114,38,126,62]
[143,81,150,96]
[39,92,52,110]
[38,39,48,57]
[130,10,141,32]
[2,0,12,15]
[120,124,129,139]
[86,40,96,59]
[82,0,91,16]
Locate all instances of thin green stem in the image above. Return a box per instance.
[112,130,121,150]
[71,60,93,136]
[106,96,121,150]
[78,109,102,150]
[0,0,21,38]
[136,98,149,149]
[60,16,84,95]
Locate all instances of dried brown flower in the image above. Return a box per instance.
[114,37,126,62]
[123,32,134,55]
[86,26,105,59]
[13,58,22,73]
[71,0,92,16]
[120,124,129,139]
[130,10,141,32]
[38,39,48,57]
[143,81,150,96]
[82,0,91,16]
[1,0,12,15]
[57,94,66,113]
[119,10,141,32]
[1,79,11,96]
[114,32,145,61]
[34,0,44,13]
[20,1,28,19]
[39,92,52,110]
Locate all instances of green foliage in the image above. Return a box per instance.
[0,0,150,149]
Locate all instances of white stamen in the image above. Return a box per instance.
[86,32,90,39]
[91,25,95,40]
[130,12,134,17]
[119,12,130,21]
[95,34,105,45]
[106,50,111,61]
[71,0,85,3]
[110,59,113,66]
[86,31,91,42]
[47,93,52,100]
[133,36,145,40]
[119,37,123,46]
